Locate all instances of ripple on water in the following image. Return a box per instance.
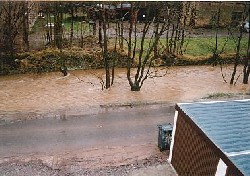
[0,66,249,119]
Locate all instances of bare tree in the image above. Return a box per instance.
[21,1,29,51]
[243,3,250,84]
[229,3,248,85]
[162,2,190,59]
[208,3,229,83]
[119,3,125,50]
[0,1,26,59]
[69,4,74,46]
[98,7,103,47]
[54,2,63,51]
[99,4,111,89]
[103,8,111,89]
[42,2,53,44]
[126,2,167,91]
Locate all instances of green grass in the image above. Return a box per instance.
[184,37,249,56]
[110,36,248,60]
[37,13,249,57]
[62,21,91,34]
[32,16,249,59]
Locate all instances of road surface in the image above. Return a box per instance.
[0,104,175,160]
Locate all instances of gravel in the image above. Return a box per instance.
[0,151,168,176]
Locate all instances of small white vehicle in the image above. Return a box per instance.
[243,21,249,32]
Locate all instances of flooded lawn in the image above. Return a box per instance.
[0,65,249,120]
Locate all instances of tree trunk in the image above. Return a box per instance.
[111,60,115,86]
[243,5,250,84]
[80,21,84,48]
[120,3,124,50]
[154,9,159,59]
[102,8,110,89]
[48,13,53,43]
[230,4,247,85]
[98,13,103,47]
[2,1,19,59]
[130,82,141,91]
[243,39,250,84]
[54,3,63,51]
[243,52,250,84]
[126,4,134,89]
[22,2,29,51]
[126,2,165,91]
[230,27,243,84]
[115,20,118,51]
[70,7,74,46]
[243,63,250,84]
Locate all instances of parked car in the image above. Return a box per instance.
[243,21,249,32]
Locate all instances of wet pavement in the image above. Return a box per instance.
[0,104,174,158]
[0,104,176,175]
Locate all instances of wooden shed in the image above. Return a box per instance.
[169,99,250,176]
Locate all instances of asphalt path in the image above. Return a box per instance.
[0,104,175,159]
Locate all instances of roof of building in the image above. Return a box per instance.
[177,99,250,176]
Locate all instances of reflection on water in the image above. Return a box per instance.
[0,65,249,119]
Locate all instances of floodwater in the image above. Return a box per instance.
[0,65,249,120]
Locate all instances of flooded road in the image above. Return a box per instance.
[0,65,249,121]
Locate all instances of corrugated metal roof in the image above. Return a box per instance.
[178,99,250,176]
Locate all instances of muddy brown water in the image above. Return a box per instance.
[0,65,249,121]
[0,65,249,172]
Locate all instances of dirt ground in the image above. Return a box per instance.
[0,144,172,176]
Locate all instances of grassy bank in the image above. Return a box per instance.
[0,34,248,75]
[184,37,248,56]
[111,36,248,66]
